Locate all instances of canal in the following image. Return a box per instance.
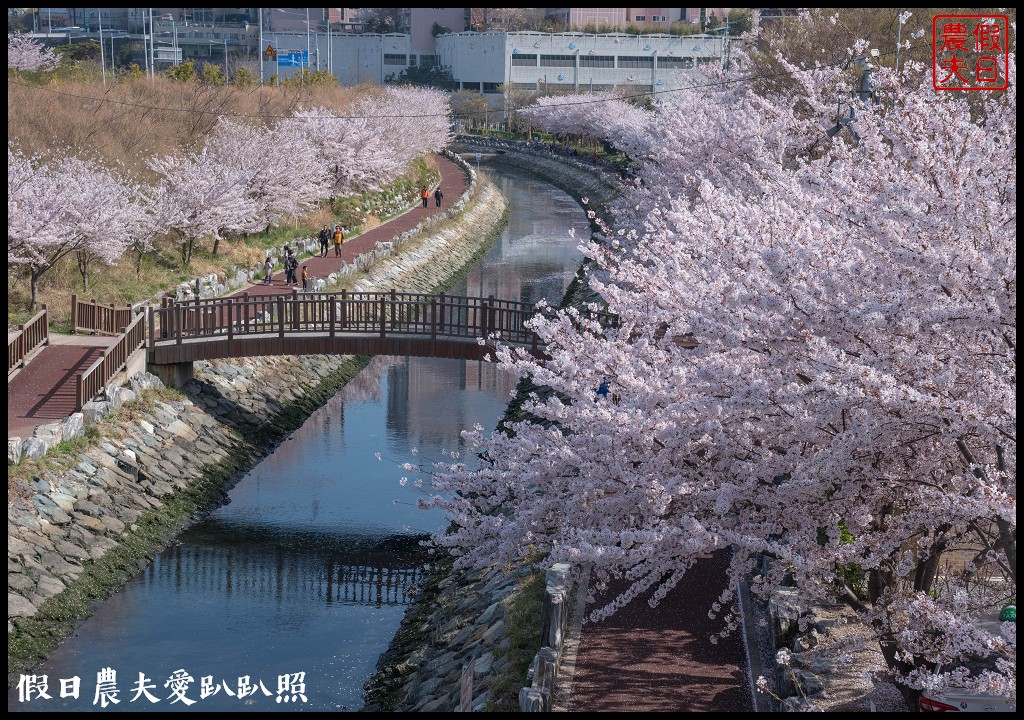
[9,168,589,712]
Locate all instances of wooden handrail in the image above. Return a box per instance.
[76,313,147,409]
[71,294,134,336]
[8,306,49,376]
[149,291,620,358]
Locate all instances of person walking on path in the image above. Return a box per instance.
[333,225,344,257]
[285,251,298,285]
[301,265,309,291]
[263,256,274,285]
[420,186,429,208]
[434,187,443,208]
[318,225,331,257]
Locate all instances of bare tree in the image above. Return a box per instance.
[358,8,408,34]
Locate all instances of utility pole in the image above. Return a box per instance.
[722,15,731,70]
[99,11,106,86]
[259,7,264,86]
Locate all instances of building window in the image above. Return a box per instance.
[658,56,694,69]
[634,15,645,22]
[539,54,574,67]
[580,55,614,68]
[617,56,654,68]
[384,53,407,65]
[419,54,437,67]
[482,82,501,93]
[511,53,537,66]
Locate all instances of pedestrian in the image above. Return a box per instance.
[333,224,344,257]
[301,265,309,291]
[263,256,273,285]
[286,251,298,285]
[434,187,443,208]
[318,225,331,257]
[420,186,429,208]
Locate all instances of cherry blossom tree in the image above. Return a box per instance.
[204,119,327,254]
[147,147,263,266]
[426,61,1016,702]
[526,92,655,159]
[8,146,135,308]
[283,87,451,199]
[7,33,59,72]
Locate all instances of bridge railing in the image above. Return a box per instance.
[8,306,49,376]
[76,312,147,409]
[149,291,611,351]
[71,294,135,336]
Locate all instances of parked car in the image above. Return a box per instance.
[918,613,1015,712]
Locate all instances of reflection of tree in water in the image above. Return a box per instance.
[340,356,404,405]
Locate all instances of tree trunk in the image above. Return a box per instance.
[76,250,90,292]
[29,267,41,312]
[212,235,221,257]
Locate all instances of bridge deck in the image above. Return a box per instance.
[145,290,617,366]
[151,330,515,364]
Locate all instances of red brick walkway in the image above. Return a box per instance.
[243,155,466,295]
[8,345,106,439]
[567,550,754,712]
[7,155,468,438]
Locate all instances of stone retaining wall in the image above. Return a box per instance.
[7,165,507,679]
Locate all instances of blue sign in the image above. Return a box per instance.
[277,51,308,67]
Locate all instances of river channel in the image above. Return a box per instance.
[9,168,588,712]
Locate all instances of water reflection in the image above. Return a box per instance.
[8,169,588,713]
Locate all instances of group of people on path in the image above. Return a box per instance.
[262,244,309,290]
[319,224,345,257]
[262,183,441,291]
[421,186,442,209]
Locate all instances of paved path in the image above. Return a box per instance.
[8,345,107,439]
[243,155,466,296]
[8,155,467,439]
[565,550,754,712]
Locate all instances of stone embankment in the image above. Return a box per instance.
[7,160,507,681]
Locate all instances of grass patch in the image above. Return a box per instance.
[485,567,546,712]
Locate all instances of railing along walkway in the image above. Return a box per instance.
[76,312,147,408]
[8,306,49,377]
[149,290,618,364]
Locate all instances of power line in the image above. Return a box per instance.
[8,43,926,122]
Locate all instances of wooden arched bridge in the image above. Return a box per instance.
[146,290,617,386]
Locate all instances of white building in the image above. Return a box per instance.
[263,30,726,93]
[438,31,724,94]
